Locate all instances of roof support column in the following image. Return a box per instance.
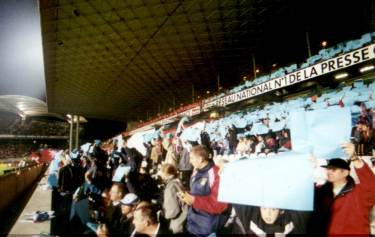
[252,54,257,80]
[69,115,74,153]
[306,31,312,58]
[75,115,79,149]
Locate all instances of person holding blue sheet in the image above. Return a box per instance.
[310,142,375,236]
[178,145,229,236]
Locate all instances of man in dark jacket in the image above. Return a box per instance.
[131,204,172,236]
[226,125,238,154]
[230,205,310,235]
[57,149,85,234]
[102,183,126,233]
[121,138,142,173]
[58,150,85,194]
[97,193,139,236]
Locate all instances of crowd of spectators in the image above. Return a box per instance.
[0,141,67,160]
[0,111,69,159]
[0,112,69,136]
[47,127,375,236]
[163,79,375,161]
[0,142,34,159]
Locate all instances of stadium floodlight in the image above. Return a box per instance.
[209,111,219,119]
[334,72,349,80]
[359,65,374,73]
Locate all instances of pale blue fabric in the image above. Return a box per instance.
[218,153,314,211]
[290,107,352,159]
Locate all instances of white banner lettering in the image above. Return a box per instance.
[209,43,375,108]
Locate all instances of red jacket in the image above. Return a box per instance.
[313,163,375,235]
[192,165,228,214]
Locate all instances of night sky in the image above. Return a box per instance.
[0,0,45,100]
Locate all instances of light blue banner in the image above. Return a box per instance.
[290,107,352,159]
[112,166,131,182]
[218,153,314,211]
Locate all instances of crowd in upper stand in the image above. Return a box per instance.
[0,111,69,136]
[135,31,375,129]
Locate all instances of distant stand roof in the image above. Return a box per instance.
[0,95,64,119]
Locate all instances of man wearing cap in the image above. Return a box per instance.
[311,143,375,236]
[97,193,139,236]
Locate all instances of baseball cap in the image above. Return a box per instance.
[321,158,350,170]
[120,193,139,206]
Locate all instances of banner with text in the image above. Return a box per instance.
[207,43,375,108]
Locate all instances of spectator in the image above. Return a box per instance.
[226,125,238,154]
[178,145,229,236]
[57,150,85,234]
[229,205,309,235]
[126,165,159,202]
[102,183,126,233]
[57,150,84,194]
[278,130,291,150]
[353,121,374,155]
[255,135,266,154]
[178,140,193,189]
[163,138,177,167]
[310,143,375,235]
[131,204,171,236]
[160,163,187,234]
[97,193,139,236]
[150,138,163,168]
[236,136,248,155]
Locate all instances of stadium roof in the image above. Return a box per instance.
[39,0,375,121]
[0,95,63,119]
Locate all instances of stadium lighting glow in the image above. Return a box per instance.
[359,65,374,73]
[334,72,349,80]
[321,41,328,47]
[256,69,260,73]
[209,111,219,119]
